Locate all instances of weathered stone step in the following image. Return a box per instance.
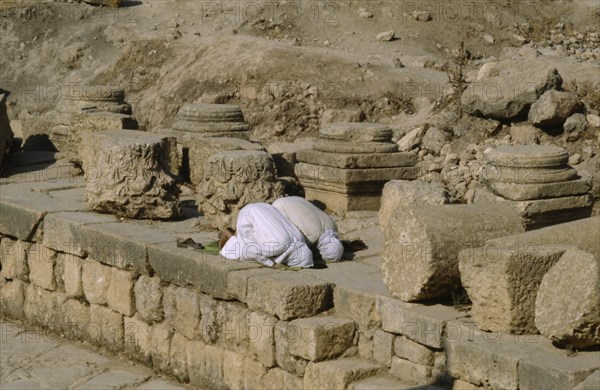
[304,358,384,390]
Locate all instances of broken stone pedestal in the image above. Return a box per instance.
[81,130,182,220]
[482,145,592,229]
[459,216,600,335]
[198,150,283,230]
[381,203,525,302]
[52,86,137,161]
[158,104,258,185]
[536,249,600,349]
[295,123,418,214]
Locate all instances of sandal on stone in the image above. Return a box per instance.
[176,238,204,250]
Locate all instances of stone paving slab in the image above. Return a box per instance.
[0,320,190,390]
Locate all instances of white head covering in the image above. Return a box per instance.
[317,229,344,261]
[221,235,242,260]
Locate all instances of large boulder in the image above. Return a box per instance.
[0,91,14,170]
[535,249,600,349]
[528,90,582,127]
[461,60,562,119]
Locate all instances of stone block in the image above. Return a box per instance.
[66,110,138,164]
[26,244,57,291]
[124,315,152,364]
[172,103,248,135]
[377,295,467,348]
[503,194,593,229]
[0,182,86,241]
[150,322,173,373]
[63,254,83,298]
[226,268,277,303]
[390,357,433,385]
[81,130,181,219]
[187,340,225,390]
[459,245,568,334]
[303,358,383,390]
[535,249,600,349]
[357,329,374,360]
[379,180,448,230]
[169,332,189,382]
[394,335,434,366]
[0,239,30,281]
[518,345,599,390]
[382,203,525,301]
[43,211,117,257]
[163,134,262,185]
[574,371,600,390]
[495,215,600,255]
[248,311,277,368]
[163,285,201,340]
[134,275,164,324]
[148,242,259,299]
[287,316,356,362]
[198,150,283,231]
[107,268,135,316]
[243,357,268,389]
[296,163,417,184]
[319,123,393,143]
[62,299,90,340]
[351,376,415,390]
[486,177,591,201]
[314,139,398,154]
[373,330,394,367]
[80,222,174,274]
[223,350,245,390]
[262,368,303,390]
[53,252,65,292]
[297,149,416,170]
[200,297,250,352]
[246,271,333,320]
[334,285,381,329]
[275,321,309,377]
[81,260,111,305]
[24,284,66,331]
[484,145,569,169]
[0,279,26,319]
[89,304,124,351]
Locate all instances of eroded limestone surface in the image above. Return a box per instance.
[81,130,182,219]
[198,150,283,230]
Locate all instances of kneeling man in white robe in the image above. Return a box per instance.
[220,203,314,268]
[273,196,344,262]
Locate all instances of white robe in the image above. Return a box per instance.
[221,203,314,268]
[273,197,344,261]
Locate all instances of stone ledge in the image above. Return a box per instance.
[148,242,260,299]
[376,295,468,349]
[445,319,600,390]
